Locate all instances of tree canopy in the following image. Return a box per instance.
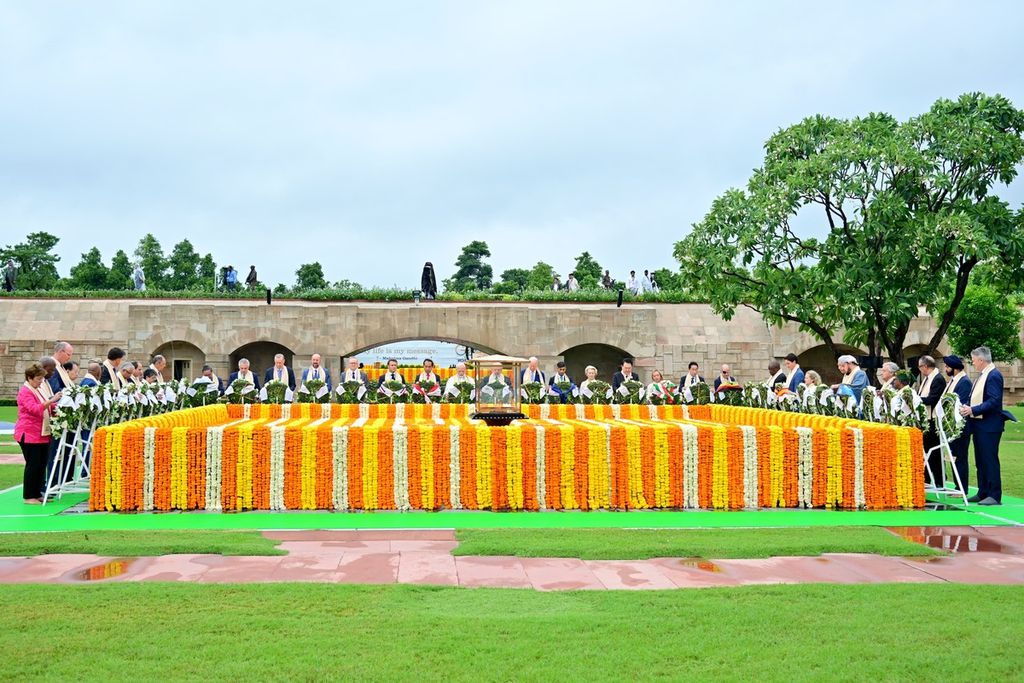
[0,231,61,290]
[443,240,493,292]
[295,262,328,290]
[674,92,1024,365]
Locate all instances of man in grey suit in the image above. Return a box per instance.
[339,357,370,387]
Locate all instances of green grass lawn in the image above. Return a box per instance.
[0,530,285,557]
[0,405,16,423]
[0,464,21,489]
[453,526,940,560]
[1,583,1021,681]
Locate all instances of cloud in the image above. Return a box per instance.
[1,1,1021,287]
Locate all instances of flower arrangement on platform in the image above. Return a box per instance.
[378,380,408,404]
[411,380,442,404]
[443,378,475,403]
[715,381,744,406]
[336,380,368,404]
[89,401,925,513]
[295,379,330,404]
[936,393,965,440]
[581,380,612,404]
[647,381,677,405]
[547,380,579,404]
[686,382,711,405]
[259,380,289,405]
[223,378,259,404]
[185,377,221,408]
[519,381,546,404]
[615,380,646,404]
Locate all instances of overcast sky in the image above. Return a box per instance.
[2,1,1022,289]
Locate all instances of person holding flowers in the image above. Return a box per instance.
[301,353,332,391]
[15,363,62,503]
[942,355,972,492]
[679,361,704,389]
[228,358,260,389]
[520,356,546,385]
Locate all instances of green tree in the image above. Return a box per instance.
[108,250,133,290]
[134,234,167,289]
[67,247,110,289]
[948,286,1023,362]
[166,239,202,290]
[443,240,493,292]
[494,268,530,294]
[527,261,558,290]
[674,93,1024,366]
[572,251,604,288]
[332,279,363,290]
[0,231,61,290]
[651,268,681,291]
[295,262,328,290]
[197,254,216,290]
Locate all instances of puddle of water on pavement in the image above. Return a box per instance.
[888,527,1019,554]
[678,559,722,572]
[76,559,134,581]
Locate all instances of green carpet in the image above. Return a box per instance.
[1,484,1022,533]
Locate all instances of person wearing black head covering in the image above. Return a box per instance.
[421,262,437,300]
[942,355,972,493]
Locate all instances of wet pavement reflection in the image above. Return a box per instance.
[887,527,1022,554]
[75,559,134,581]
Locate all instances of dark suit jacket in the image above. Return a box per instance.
[787,368,805,392]
[919,371,946,411]
[611,371,639,391]
[679,374,705,387]
[49,373,67,394]
[80,377,98,387]
[264,367,296,391]
[768,371,786,388]
[377,372,407,389]
[969,367,1004,434]
[946,373,972,405]
[713,375,736,391]
[99,366,116,385]
[228,371,261,390]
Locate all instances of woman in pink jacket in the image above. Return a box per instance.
[15,364,62,503]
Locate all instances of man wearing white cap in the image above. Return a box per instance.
[830,354,867,402]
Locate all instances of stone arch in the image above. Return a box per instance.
[795,343,865,386]
[146,327,210,356]
[230,341,295,379]
[151,340,205,381]
[559,343,633,384]
[218,329,307,359]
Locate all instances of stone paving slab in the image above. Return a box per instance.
[4,526,1024,589]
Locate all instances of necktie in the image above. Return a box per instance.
[278,370,283,382]
[534,371,539,382]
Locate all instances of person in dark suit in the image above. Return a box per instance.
[766,360,786,389]
[228,358,261,390]
[263,354,296,391]
[713,364,736,391]
[300,353,332,391]
[679,361,705,389]
[611,358,639,391]
[377,358,406,389]
[959,346,1004,505]
[201,365,225,394]
[942,355,973,492]
[49,341,75,392]
[99,347,126,388]
[80,362,101,387]
[784,353,805,392]
[916,355,947,487]
[339,357,370,387]
[548,361,576,403]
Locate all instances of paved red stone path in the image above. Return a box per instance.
[1,526,1023,589]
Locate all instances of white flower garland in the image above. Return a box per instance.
[574,404,585,420]
[795,426,814,508]
[610,404,621,420]
[680,423,699,508]
[359,403,369,420]
[852,427,866,509]
[332,426,348,510]
[431,402,441,422]
[143,427,156,511]
[243,403,251,420]
[539,403,550,420]
[535,424,546,511]
[739,425,758,509]
[281,403,292,420]
[681,404,690,421]
[647,404,659,420]
[270,425,286,510]
[449,424,462,509]
[393,423,410,510]
[321,403,333,421]
[395,403,406,421]
[205,425,223,511]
